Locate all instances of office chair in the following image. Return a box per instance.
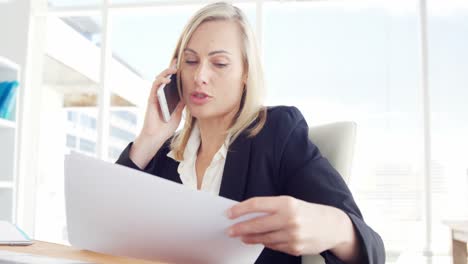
[302,121,357,264]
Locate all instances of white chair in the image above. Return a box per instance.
[302,121,357,264]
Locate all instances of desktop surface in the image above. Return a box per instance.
[0,241,165,264]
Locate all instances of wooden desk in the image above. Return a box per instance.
[0,241,167,264]
[445,221,468,264]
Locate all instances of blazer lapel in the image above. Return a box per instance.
[219,133,252,202]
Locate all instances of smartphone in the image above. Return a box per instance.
[157,74,180,122]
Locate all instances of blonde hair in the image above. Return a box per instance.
[170,1,267,161]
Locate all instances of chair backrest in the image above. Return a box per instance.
[307,121,357,184]
[302,121,357,264]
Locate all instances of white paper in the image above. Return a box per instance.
[64,152,264,264]
[0,250,93,264]
[0,221,32,245]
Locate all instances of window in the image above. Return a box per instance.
[33,14,101,243]
[80,114,97,130]
[108,146,124,161]
[110,125,135,142]
[427,0,468,255]
[65,135,76,148]
[263,1,423,260]
[67,111,77,122]
[48,0,99,7]
[79,138,97,153]
[111,110,137,126]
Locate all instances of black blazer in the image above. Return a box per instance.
[116,106,385,264]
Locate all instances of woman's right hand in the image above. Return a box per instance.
[130,63,185,169]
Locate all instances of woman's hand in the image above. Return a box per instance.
[226,196,363,263]
[130,60,185,169]
[140,62,184,141]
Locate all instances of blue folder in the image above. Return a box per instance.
[0,81,19,120]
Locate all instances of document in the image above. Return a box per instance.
[64,152,264,264]
[0,221,33,246]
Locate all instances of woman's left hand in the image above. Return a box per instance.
[226,196,356,257]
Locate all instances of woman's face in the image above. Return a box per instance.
[180,20,246,121]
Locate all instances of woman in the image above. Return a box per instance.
[117,2,385,264]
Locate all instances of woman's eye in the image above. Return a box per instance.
[185,61,198,65]
[214,63,228,68]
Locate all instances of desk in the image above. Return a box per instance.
[0,240,166,264]
[445,221,468,264]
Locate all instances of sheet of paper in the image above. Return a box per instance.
[0,221,32,245]
[65,152,264,264]
[0,250,93,264]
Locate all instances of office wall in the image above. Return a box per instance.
[0,0,47,235]
[0,1,30,67]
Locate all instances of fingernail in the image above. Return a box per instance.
[226,228,234,237]
[225,209,232,218]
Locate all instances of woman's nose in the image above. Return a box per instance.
[194,61,209,86]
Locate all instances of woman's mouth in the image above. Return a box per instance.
[190,91,213,105]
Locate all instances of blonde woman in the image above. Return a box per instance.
[117,2,384,264]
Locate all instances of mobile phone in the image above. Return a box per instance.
[157,74,180,122]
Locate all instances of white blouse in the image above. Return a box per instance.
[166,123,230,196]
